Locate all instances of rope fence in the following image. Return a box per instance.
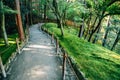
[41,26,87,80]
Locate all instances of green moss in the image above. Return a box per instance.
[42,23,120,80]
[0,34,17,64]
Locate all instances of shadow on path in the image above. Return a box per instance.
[3,24,62,80]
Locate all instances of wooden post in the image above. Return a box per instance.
[26,24,29,36]
[51,33,54,44]
[26,25,29,42]
[16,38,20,54]
[56,38,59,54]
[39,23,41,30]
[0,56,6,78]
[62,51,67,80]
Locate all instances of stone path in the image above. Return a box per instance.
[6,24,62,80]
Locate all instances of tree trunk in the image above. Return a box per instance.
[29,0,33,25]
[84,12,92,39]
[92,26,101,43]
[15,0,25,41]
[111,30,120,51]
[102,16,110,46]
[52,0,64,36]
[88,17,102,42]
[58,19,64,36]
[88,31,94,42]
[78,19,84,38]
[44,0,47,20]
[78,25,83,38]
[25,0,29,25]
[0,1,9,46]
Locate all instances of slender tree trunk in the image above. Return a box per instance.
[87,16,98,41]
[58,19,64,36]
[29,0,33,25]
[88,31,94,42]
[0,0,9,46]
[84,13,92,39]
[111,30,120,51]
[25,0,29,25]
[44,0,47,20]
[102,16,110,46]
[88,17,102,42]
[92,26,101,43]
[53,0,64,36]
[38,1,41,22]
[78,18,84,38]
[15,0,25,41]
[78,25,83,38]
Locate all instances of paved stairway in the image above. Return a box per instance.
[6,24,62,80]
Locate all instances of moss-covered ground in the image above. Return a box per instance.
[0,34,17,64]
[42,23,120,80]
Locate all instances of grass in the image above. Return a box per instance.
[42,23,120,80]
[0,34,17,64]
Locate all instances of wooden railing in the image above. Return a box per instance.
[0,26,29,78]
[41,26,87,80]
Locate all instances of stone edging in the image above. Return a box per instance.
[0,35,29,78]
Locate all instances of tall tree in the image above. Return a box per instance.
[52,0,64,36]
[15,0,25,41]
[102,16,111,46]
[87,0,120,42]
[29,0,33,25]
[111,30,120,50]
[44,0,47,20]
[0,0,9,46]
[47,0,73,36]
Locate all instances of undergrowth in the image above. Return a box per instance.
[0,34,17,64]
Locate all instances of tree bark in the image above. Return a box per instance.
[25,0,29,25]
[88,30,94,42]
[111,30,120,51]
[15,0,25,41]
[78,19,84,38]
[88,17,103,42]
[28,0,33,25]
[92,26,101,43]
[44,0,47,20]
[102,16,110,46]
[0,0,9,46]
[78,25,83,38]
[52,0,64,36]
[84,12,92,39]
[87,16,98,41]
[58,19,64,36]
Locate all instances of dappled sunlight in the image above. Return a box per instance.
[0,44,5,46]
[28,44,54,49]
[27,65,50,78]
[9,41,16,44]
[110,54,120,59]
[23,47,34,51]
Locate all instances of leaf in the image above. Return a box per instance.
[106,2,120,16]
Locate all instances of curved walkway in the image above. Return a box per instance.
[7,24,62,80]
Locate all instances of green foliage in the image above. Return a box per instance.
[3,5,17,14]
[0,3,17,14]
[106,2,120,16]
[0,34,17,64]
[104,16,120,51]
[42,23,120,80]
